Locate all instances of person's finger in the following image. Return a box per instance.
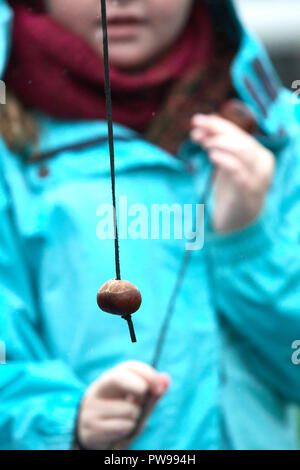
[97,368,150,400]
[131,381,167,439]
[192,113,246,137]
[190,127,207,143]
[202,135,255,171]
[121,361,169,396]
[98,418,136,442]
[113,373,171,446]
[208,149,246,177]
[156,373,171,395]
[139,373,171,424]
[95,399,140,421]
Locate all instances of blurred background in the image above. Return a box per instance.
[234,0,300,88]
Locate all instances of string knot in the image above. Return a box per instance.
[122,314,137,343]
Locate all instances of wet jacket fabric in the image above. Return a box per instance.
[0,0,300,450]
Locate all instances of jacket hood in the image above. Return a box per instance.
[208,0,299,143]
[0,0,299,145]
[207,0,243,47]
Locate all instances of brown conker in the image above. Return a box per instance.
[219,99,257,135]
[97,279,142,316]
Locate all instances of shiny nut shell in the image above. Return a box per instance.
[97,279,142,316]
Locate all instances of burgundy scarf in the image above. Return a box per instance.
[5,2,214,136]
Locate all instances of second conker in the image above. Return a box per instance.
[219,99,257,135]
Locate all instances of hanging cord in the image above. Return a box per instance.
[100,0,139,342]
[151,169,214,368]
[100,0,121,281]
[99,0,213,451]
[77,161,212,451]
[106,172,213,449]
[121,314,137,343]
[124,249,194,443]
[127,173,212,441]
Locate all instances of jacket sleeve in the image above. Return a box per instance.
[0,143,85,450]
[207,137,300,404]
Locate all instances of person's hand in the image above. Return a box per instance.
[190,114,275,233]
[75,361,170,450]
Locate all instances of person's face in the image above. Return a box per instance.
[45,0,194,70]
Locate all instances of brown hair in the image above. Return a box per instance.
[0,92,38,152]
[2,2,41,152]
[8,0,44,12]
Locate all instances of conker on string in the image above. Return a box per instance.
[219,99,257,135]
[97,279,142,316]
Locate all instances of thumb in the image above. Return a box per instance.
[129,373,171,438]
[143,372,171,418]
[113,373,171,448]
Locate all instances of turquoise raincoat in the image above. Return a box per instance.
[0,0,300,450]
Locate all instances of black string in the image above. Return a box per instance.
[106,173,213,449]
[99,0,213,451]
[125,174,212,440]
[100,0,137,344]
[151,172,212,370]
[100,0,121,281]
[122,315,137,343]
[123,249,193,442]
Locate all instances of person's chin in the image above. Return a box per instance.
[90,34,156,71]
[109,50,154,71]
